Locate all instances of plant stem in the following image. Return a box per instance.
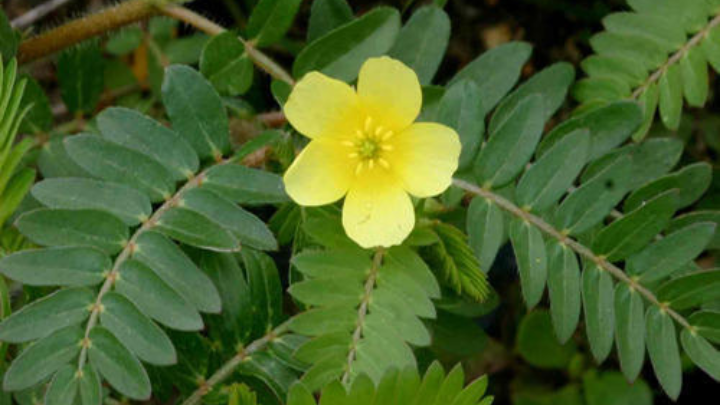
[452,178,692,330]
[159,4,295,85]
[632,13,720,99]
[17,0,182,64]
[77,158,234,371]
[341,247,384,384]
[180,320,292,405]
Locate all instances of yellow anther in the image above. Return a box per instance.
[378,158,390,169]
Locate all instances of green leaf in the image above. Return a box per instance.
[516,310,577,369]
[57,43,104,114]
[490,63,575,133]
[680,46,708,107]
[624,162,712,211]
[437,80,484,169]
[680,329,720,381]
[688,311,720,344]
[474,95,545,188]
[37,136,90,179]
[517,129,590,212]
[592,190,678,262]
[668,210,720,249]
[78,364,101,405]
[658,64,683,130]
[538,101,642,160]
[425,223,489,301]
[547,241,581,344]
[385,247,441,299]
[555,154,631,235]
[657,270,720,310]
[703,25,720,72]
[2,326,83,391]
[0,169,34,226]
[388,6,450,85]
[241,249,285,336]
[162,65,230,159]
[581,55,646,87]
[88,326,150,400]
[18,76,53,134]
[0,12,17,59]
[509,218,547,309]
[430,310,487,357]
[134,231,221,313]
[632,82,659,141]
[627,0,707,32]
[114,260,203,331]
[289,276,363,307]
[602,12,685,51]
[32,178,152,226]
[64,134,176,203]
[155,207,240,252]
[247,0,303,47]
[15,208,128,255]
[293,7,401,81]
[645,306,682,399]
[202,164,288,205]
[180,188,277,251]
[0,288,93,343]
[97,107,199,181]
[100,292,176,366]
[573,77,630,103]
[449,42,532,113]
[105,27,143,56]
[44,365,78,405]
[589,32,666,70]
[626,222,715,282]
[582,263,615,363]
[0,247,109,287]
[200,31,254,96]
[614,283,645,382]
[307,0,353,42]
[467,197,504,272]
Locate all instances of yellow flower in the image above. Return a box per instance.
[283,57,461,248]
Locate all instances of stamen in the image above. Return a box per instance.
[368,159,375,170]
[355,129,364,138]
[378,158,390,169]
[364,116,373,132]
[355,162,364,176]
[382,130,394,140]
[348,152,358,158]
[381,144,394,151]
[342,140,355,147]
[375,126,384,136]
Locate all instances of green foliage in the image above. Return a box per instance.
[0,64,280,402]
[3,0,720,404]
[287,363,491,405]
[577,0,720,136]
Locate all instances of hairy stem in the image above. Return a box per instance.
[17,0,185,64]
[180,320,291,405]
[159,5,295,85]
[341,248,384,384]
[632,13,720,99]
[452,178,692,330]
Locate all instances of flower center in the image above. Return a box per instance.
[344,116,394,176]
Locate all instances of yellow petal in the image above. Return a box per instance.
[284,140,354,206]
[357,57,422,132]
[284,72,361,139]
[390,122,461,198]
[342,169,414,248]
